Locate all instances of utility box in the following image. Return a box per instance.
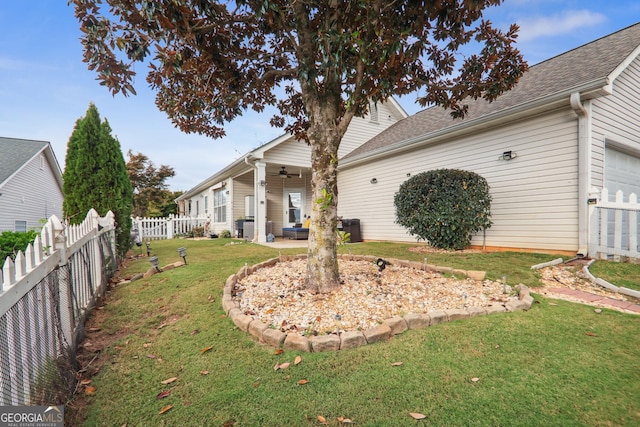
[341,218,361,242]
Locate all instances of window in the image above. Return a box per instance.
[213,189,227,223]
[204,195,209,214]
[15,220,27,232]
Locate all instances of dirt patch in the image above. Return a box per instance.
[64,257,138,426]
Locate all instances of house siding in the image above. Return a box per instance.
[0,153,63,232]
[265,102,403,167]
[338,108,580,251]
[591,55,640,191]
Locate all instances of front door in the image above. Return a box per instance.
[283,189,304,227]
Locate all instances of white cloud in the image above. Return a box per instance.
[517,10,607,41]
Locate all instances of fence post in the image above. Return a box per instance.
[167,217,174,239]
[630,193,638,255]
[51,216,74,349]
[588,188,600,259]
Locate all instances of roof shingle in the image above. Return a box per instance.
[343,22,640,161]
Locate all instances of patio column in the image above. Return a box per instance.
[254,160,267,243]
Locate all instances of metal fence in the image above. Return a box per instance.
[0,209,116,405]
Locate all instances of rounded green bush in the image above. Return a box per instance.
[394,169,492,250]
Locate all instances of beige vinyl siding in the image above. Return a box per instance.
[0,153,63,232]
[339,102,402,158]
[591,55,640,190]
[264,101,404,166]
[338,109,580,251]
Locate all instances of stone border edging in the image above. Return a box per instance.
[583,259,640,300]
[222,254,535,352]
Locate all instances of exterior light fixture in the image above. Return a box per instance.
[145,241,152,256]
[177,247,187,264]
[149,256,161,272]
[499,151,517,160]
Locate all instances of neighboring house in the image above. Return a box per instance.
[175,99,407,242]
[0,137,64,232]
[337,23,640,255]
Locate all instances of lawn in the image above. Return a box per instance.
[69,239,640,426]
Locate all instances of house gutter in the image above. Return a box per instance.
[570,91,594,258]
[340,78,611,169]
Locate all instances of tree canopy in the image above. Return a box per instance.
[127,150,176,217]
[63,103,133,259]
[72,0,527,292]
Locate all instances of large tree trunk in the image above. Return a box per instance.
[305,116,342,294]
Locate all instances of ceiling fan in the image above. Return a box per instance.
[273,166,300,179]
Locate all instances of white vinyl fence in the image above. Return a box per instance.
[589,188,640,260]
[131,214,209,240]
[0,209,116,405]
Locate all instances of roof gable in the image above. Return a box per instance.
[343,22,640,162]
[0,136,63,188]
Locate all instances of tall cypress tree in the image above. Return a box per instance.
[63,103,133,258]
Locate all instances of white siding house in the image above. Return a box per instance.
[175,98,407,242]
[0,137,64,232]
[338,23,640,256]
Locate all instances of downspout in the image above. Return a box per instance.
[570,92,591,257]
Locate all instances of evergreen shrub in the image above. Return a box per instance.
[394,169,492,250]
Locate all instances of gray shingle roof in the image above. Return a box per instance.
[343,22,640,162]
[0,137,50,185]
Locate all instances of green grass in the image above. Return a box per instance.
[75,239,640,426]
[589,259,640,291]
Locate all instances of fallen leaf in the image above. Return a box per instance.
[200,346,213,355]
[409,412,426,420]
[222,420,236,427]
[279,362,290,369]
[159,404,173,415]
[297,379,308,385]
[200,370,209,375]
[157,322,167,329]
[338,417,353,423]
[471,377,480,382]
[294,355,302,365]
[87,327,101,332]
[391,361,403,366]
[156,390,172,399]
[143,343,152,348]
[190,330,200,335]
[85,386,97,395]
[549,302,558,306]
[317,415,327,424]
[284,375,291,380]
[586,331,597,337]
[253,382,259,388]
[274,362,280,371]
[161,377,177,385]
[265,309,274,314]
[147,354,156,359]
[274,349,284,355]
[80,379,92,385]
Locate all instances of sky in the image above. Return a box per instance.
[1,2,639,192]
